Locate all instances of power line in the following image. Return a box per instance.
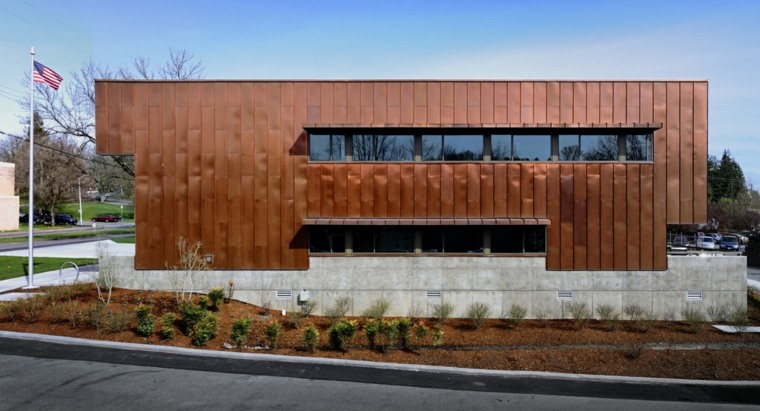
[0,129,115,168]
[0,4,93,58]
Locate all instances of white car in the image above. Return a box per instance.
[695,236,717,249]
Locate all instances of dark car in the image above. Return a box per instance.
[719,235,740,251]
[91,214,121,222]
[44,213,78,225]
[19,211,44,224]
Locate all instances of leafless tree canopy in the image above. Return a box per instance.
[25,48,205,180]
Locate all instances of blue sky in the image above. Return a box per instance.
[1,0,759,186]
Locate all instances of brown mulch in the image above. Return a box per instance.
[2,285,760,381]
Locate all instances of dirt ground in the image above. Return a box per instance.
[2,285,760,381]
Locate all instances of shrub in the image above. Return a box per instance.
[230,318,252,347]
[507,304,527,329]
[161,313,177,339]
[567,301,591,329]
[191,313,219,346]
[17,295,46,323]
[534,308,549,328]
[637,310,657,333]
[432,302,454,324]
[328,319,358,351]
[106,305,131,333]
[465,302,491,330]
[396,317,412,350]
[413,322,429,346]
[595,304,620,331]
[135,304,155,337]
[681,305,706,334]
[731,304,749,333]
[85,303,107,332]
[623,304,645,322]
[375,320,399,353]
[432,326,444,347]
[95,242,117,305]
[625,344,646,360]
[62,300,85,328]
[178,300,207,335]
[198,296,211,311]
[287,311,306,329]
[260,300,272,316]
[407,301,424,321]
[363,319,380,349]
[302,324,320,353]
[325,297,351,324]
[264,321,282,349]
[301,300,318,317]
[706,304,730,323]
[208,287,225,310]
[362,299,391,320]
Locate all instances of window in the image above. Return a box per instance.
[422,135,484,161]
[560,135,618,161]
[490,226,546,253]
[626,134,653,161]
[353,226,414,253]
[309,227,346,253]
[309,134,345,161]
[353,134,413,161]
[512,135,551,161]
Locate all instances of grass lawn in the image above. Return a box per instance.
[0,256,98,280]
[19,201,134,223]
[0,228,135,244]
[111,236,135,244]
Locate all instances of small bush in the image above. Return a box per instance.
[375,320,399,353]
[637,310,657,333]
[85,303,107,332]
[660,306,676,323]
[260,300,272,316]
[432,302,454,324]
[226,280,236,302]
[681,305,706,334]
[12,295,46,323]
[328,319,358,351]
[396,317,412,350]
[595,304,620,332]
[363,319,380,349]
[625,344,646,360]
[161,313,177,339]
[623,304,645,322]
[135,304,155,337]
[62,300,85,328]
[178,300,207,335]
[407,301,424,321]
[197,296,211,311]
[465,302,491,330]
[287,311,306,329]
[731,304,749,333]
[208,287,225,310]
[567,301,591,329]
[413,323,429,346]
[362,299,391,320]
[432,326,444,347]
[325,297,351,325]
[300,300,318,317]
[534,308,549,328]
[230,317,252,347]
[302,324,320,353]
[264,321,282,349]
[507,304,527,328]
[106,305,131,333]
[191,313,219,346]
[706,304,730,323]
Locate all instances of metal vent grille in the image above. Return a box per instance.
[276,290,293,300]
[557,290,573,300]
[426,290,442,298]
[686,290,703,301]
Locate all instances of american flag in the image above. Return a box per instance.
[33,61,63,91]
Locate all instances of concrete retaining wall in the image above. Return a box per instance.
[104,254,747,320]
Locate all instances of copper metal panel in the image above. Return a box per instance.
[374,164,389,217]
[639,82,653,123]
[679,82,694,222]
[466,164,481,218]
[95,82,109,153]
[426,82,442,124]
[559,82,573,124]
[652,82,668,268]
[559,164,574,270]
[480,164,494,218]
[361,83,374,124]
[545,164,561,269]
[586,82,600,123]
[333,163,348,217]
[493,164,507,217]
[626,83,640,122]
[320,83,334,123]
[520,82,534,123]
[599,82,613,123]
[438,163,454,217]
[360,164,375,217]
[613,82,627,123]
[427,164,441,218]
[507,164,521,217]
[346,164,362,217]
[585,164,601,270]
[613,164,627,270]
[692,82,708,222]
[414,82,427,124]
[440,82,454,123]
[373,83,387,124]
[666,82,681,222]
[507,82,521,123]
[573,164,587,269]
[467,82,480,123]
[400,83,414,123]
[400,164,415,218]
[307,165,321,217]
[533,82,547,123]
[453,164,468,218]
[639,165,654,269]
[320,164,335,217]
[386,164,401,217]
[533,163,547,218]
[626,165,641,270]
[493,83,507,123]
[599,164,614,269]
[414,164,428,217]
[106,82,122,153]
[346,83,361,123]
[453,82,467,123]
[520,163,534,218]
[546,81,560,123]
[480,82,494,124]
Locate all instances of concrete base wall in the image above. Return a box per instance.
[105,255,747,320]
[0,195,19,231]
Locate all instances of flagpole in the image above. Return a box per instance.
[25,46,36,289]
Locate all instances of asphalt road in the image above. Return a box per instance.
[0,332,758,410]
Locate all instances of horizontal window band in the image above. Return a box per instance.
[303,218,551,226]
[303,122,663,131]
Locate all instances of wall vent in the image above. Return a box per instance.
[276,290,293,300]
[557,290,573,300]
[426,290,442,298]
[686,290,703,301]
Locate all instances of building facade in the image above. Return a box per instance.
[96,80,745,318]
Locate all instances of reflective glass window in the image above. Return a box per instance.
[512,135,551,161]
[443,135,483,161]
[558,135,581,161]
[375,227,414,253]
[491,135,512,161]
[421,135,443,161]
[309,227,345,253]
[581,135,617,161]
[443,227,483,253]
[626,134,653,161]
[421,227,444,253]
[309,134,345,161]
[353,134,413,161]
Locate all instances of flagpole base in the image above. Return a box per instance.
[21,285,40,290]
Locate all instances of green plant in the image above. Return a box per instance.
[375,320,399,353]
[135,304,155,337]
[208,287,225,310]
[191,313,219,346]
[287,311,306,329]
[95,242,117,305]
[681,305,706,334]
[178,300,207,335]
[230,317,252,347]
[625,344,646,360]
[534,308,549,328]
[432,326,444,347]
[106,305,131,333]
[264,321,282,349]
[595,304,620,331]
[637,310,657,333]
[706,303,730,323]
[85,303,107,332]
[198,296,211,311]
[567,301,591,329]
[623,304,645,322]
[301,324,320,353]
[731,304,749,333]
[363,319,380,349]
[325,297,351,324]
[396,317,412,350]
[328,319,358,351]
[507,304,527,328]
[161,313,177,339]
[168,237,210,303]
[432,302,454,324]
[63,300,85,328]
[362,298,391,320]
[15,295,46,323]
[465,302,491,330]
[301,300,318,317]
[413,323,429,346]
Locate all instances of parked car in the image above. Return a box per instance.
[719,235,740,251]
[91,214,121,222]
[44,213,78,225]
[706,233,722,243]
[695,236,717,250]
[672,235,689,246]
[19,211,44,224]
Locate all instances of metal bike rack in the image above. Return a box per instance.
[59,261,80,282]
